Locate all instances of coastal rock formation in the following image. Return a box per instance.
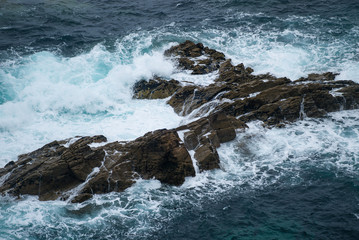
[164,40,226,74]
[0,130,195,202]
[1,40,359,202]
[71,129,195,203]
[177,112,247,171]
[132,77,181,99]
[0,136,107,201]
[163,41,358,126]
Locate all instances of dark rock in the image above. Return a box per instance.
[133,77,181,99]
[130,129,195,185]
[194,144,220,171]
[183,131,199,150]
[211,51,225,60]
[216,127,236,143]
[165,42,359,128]
[178,58,195,70]
[202,131,221,148]
[167,85,197,114]
[4,161,15,168]
[164,40,201,58]
[192,65,209,75]
[70,193,92,203]
[246,67,254,74]
[164,40,227,75]
[219,59,233,74]
[62,136,107,182]
[0,136,107,201]
[0,130,195,202]
[208,112,238,130]
[81,129,195,199]
[167,84,231,116]
[215,60,256,84]
[295,72,339,82]
[170,45,357,128]
[176,113,247,171]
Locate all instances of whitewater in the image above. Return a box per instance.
[1,0,359,239]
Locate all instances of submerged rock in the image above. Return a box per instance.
[2,41,359,202]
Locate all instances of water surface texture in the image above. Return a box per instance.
[1,0,359,239]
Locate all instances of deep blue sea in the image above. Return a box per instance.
[1,0,359,239]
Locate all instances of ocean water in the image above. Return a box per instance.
[0,0,359,239]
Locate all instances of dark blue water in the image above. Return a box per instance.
[156,169,359,240]
[1,1,359,239]
[1,0,358,56]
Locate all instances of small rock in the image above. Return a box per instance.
[133,77,181,99]
[216,127,236,143]
[183,131,199,150]
[194,144,220,171]
[295,72,339,82]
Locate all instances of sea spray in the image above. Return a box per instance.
[0,46,182,167]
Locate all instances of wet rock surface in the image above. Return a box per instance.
[176,112,247,172]
[163,41,359,127]
[0,130,194,203]
[164,40,226,75]
[0,136,107,201]
[1,41,359,202]
[132,77,181,99]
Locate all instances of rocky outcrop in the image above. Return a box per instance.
[1,40,359,202]
[177,112,247,171]
[165,72,357,127]
[71,129,195,202]
[132,77,181,99]
[162,41,359,127]
[0,136,107,201]
[0,130,195,202]
[164,40,226,74]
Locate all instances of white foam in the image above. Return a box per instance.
[65,166,101,203]
[249,92,260,98]
[336,60,359,83]
[88,141,108,149]
[166,16,359,82]
[62,137,82,148]
[171,70,219,86]
[0,44,182,167]
[0,172,11,187]
[177,130,199,174]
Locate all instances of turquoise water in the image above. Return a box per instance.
[1,0,359,239]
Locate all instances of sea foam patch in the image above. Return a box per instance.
[0,43,181,167]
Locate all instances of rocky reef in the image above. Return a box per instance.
[1,41,359,202]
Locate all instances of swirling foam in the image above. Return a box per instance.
[0,43,181,166]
